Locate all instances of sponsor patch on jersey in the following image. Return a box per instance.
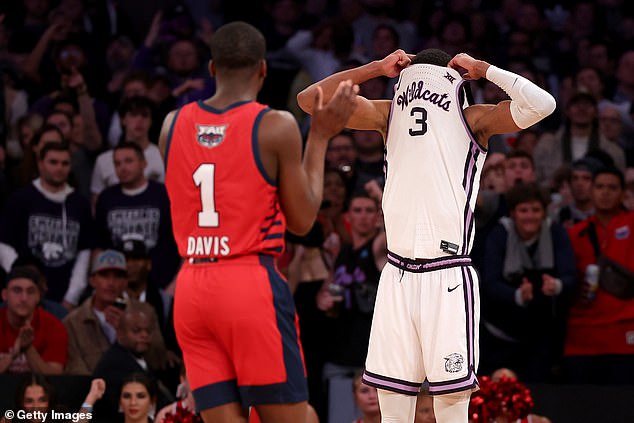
[444,353,464,373]
[615,225,630,240]
[196,124,228,148]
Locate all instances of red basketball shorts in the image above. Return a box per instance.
[174,254,308,411]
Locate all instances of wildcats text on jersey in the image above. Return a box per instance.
[395,81,451,112]
[187,235,231,256]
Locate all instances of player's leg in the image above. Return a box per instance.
[200,403,249,423]
[233,257,309,421]
[421,265,480,423]
[432,391,471,422]
[254,402,309,423]
[377,389,417,422]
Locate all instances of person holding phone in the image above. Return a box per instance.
[64,250,167,375]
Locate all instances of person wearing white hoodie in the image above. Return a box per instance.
[0,142,93,311]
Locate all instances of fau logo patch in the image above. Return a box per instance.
[196,124,228,148]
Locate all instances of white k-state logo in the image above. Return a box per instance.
[196,124,228,148]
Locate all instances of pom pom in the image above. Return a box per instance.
[469,375,534,422]
[162,401,203,423]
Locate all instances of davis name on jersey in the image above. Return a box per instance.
[187,235,230,256]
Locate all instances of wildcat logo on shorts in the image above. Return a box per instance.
[444,353,464,373]
[196,124,228,148]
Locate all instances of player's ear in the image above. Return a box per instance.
[259,59,267,79]
[209,60,216,77]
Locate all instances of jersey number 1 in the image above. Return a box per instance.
[193,163,219,227]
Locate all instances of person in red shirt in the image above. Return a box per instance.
[0,265,68,374]
[159,21,357,423]
[565,167,634,383]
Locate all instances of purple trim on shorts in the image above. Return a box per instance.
[427,372,478,395]
[386,250,471,273]
[362,370,421,396]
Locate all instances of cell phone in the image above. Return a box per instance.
[113,297,127,310]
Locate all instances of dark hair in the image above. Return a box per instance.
[5,265,42,290]
[210,21,266,69]
[15,374,56,410]
[411,48,452,67]
[118,96,154,118]
[31,124,64,148]
[114,141,145,160]
[122,70,151,91]
[39,142,71,161]
[51,95,79,115]
[505,182,549,211]
[46,110,74,128]
[120,372,157,400]
[593,166,625,189]
[373,24,400,46]
[506,149,535,168]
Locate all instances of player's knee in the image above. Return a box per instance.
[434,390,471,407]
[377,389,417,422]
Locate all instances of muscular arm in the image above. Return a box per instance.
[267,83,358,235]
[159,110,178,160]
[297,50,411,135]
[449,54,556,145]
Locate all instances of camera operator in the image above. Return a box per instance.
[480,182,576,382]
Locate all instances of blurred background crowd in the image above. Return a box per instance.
[0,0,634,422]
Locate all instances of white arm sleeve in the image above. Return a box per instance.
[485,65,556,129]
[64,249,91,305]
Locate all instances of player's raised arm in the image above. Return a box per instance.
[297,50,411,135]
[269,81,358,235]
[449,53,556,142]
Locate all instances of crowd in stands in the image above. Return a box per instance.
[0,0,634,422]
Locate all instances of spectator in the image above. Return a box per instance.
[0,142,92,307]
[118,372,158,423]
[318,194,386,414]
[0,265,67,374]
[624,180,634,211]
[480,182,576,382]
[120,237,172,337]
[94,142,179,289]
[63,249,167,375]
[556,157,601,228]
[8,124,63,191]
[534,91,625,188]
[351,368,380,423]
[91,96,165,208]
[93,302,172,422]
[565,166,634,384]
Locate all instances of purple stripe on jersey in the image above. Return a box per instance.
[461,144,479,254]
[386,253,471,272]
[454,80,486,154]
[428,372,478,393]
[422,258,472,269]
[362,374,421,393]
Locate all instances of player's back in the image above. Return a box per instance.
[164,100,286,259]
[383,64,487,259]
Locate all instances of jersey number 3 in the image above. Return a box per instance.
[409,107,428,136]
[193,163,219,227]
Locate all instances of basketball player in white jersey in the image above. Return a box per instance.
[298,50,555,423]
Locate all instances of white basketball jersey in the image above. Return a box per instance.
[383,64,487,259]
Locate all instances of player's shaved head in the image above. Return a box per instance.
[211,21,266,70]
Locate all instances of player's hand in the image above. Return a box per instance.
[447,53,488,80]
[310,80,358,139]
[378,49,413,78]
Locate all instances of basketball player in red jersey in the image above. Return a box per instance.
[158,22,357,423]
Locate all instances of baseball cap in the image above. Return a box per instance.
[571,156,603,174]
[4,266,42,289]
[120,239,149,258]
[91,250,127,274]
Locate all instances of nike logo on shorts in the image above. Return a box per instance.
[448,284,460,292]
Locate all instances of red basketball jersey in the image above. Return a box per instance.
[165,100,286,259]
